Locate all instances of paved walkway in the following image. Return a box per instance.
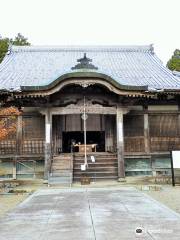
[0,187,180,240]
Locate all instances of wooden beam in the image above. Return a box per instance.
[40,105,117,115]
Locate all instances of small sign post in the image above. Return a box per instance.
[170,151,175,187]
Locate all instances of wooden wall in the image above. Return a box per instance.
[0,111,180,157]
[124,115,145,153]
[105,115,116,152]
[149,114,180,151]
[22,115,45,154]
[52,115,63,154]
[0,114,45,156]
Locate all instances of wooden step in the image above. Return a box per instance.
[73,169,118,173]
[51,172,73,177]
[74,163,118,167]
[73,160,117,165]
[73,152,118,181]
[48,154,72,185]
[73,176,118,181]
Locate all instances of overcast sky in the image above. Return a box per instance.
[0,0,179,64]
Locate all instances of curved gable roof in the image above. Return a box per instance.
[0,45,179,92]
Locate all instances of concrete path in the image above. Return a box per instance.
[0,187,180,240]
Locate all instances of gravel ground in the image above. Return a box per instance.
[0,180,45,217]
[146,186,180,214]
[0,194,27,217]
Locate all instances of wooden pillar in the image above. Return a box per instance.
[105,116,114,152]
[178,113,180,151]
[44,110,52,180]
[14,115,23,179]
[16,115,23,153]
[144,113,150,153]
[116,107,125,180]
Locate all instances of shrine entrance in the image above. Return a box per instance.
[52,114,116,155]
[62,131,105,153]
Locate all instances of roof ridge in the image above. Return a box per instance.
[10,44,154,53]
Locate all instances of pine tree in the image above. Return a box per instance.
[0,33,30,63]
[12,33,30,46]
[167,49,180,72]
[0,37,9,63]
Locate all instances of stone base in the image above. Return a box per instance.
[43,180,48,184]
[117,177,126,182]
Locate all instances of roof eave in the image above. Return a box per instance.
[20,71,148,92]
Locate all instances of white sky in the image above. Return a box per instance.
[0,0,179,64]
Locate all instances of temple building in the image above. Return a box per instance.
[0,45,180,184]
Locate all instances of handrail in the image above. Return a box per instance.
[16,160,36,178]
[17,160,35,171]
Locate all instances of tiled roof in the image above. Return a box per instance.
[173,70,180,78]
[0,45,179,92]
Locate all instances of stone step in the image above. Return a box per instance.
[48,176,72,184]
[73,172,117,177]
[53,154,71,157]
[51,169,72,173]
[52,160,71,164]
[53,161,71,165]
[53,158,71,161]
[51,172,73,177]
[73,176,118,179]
[52,168,72,172]
[52,163,71,167]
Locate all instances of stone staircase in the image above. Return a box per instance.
[48,154,73,186]
[73,152,118,182]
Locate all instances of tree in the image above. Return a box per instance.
[0,37,9,63]
[12,33,30,46]
[0,34,28,139]
[167,49,180,72]
[0,107,21,140]
[0,33,30,63]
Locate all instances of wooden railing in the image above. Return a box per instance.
[0,140,45,155]
[0,140,16,155]
[22,140,45,154]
